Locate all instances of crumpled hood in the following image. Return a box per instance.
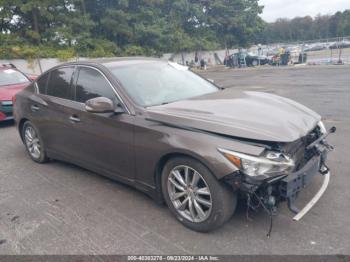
[147,90,321,142]
[0,83,29,101]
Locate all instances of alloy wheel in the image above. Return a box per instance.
[167,165,212,223]
[24,125,41,159]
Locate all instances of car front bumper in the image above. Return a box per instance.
[0,101,13,121]
[293,170,330,221]
[279,153,330,220]
[238,136,334,221]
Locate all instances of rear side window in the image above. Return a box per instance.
[47,67,74,100]
[36,72,49,94]
[75,67,116,103]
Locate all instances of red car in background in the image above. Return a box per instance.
[0,64,35,122]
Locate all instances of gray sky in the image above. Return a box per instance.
[260,0,350,22]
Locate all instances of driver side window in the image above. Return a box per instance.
[75,67,117,103]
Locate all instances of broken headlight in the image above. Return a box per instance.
[318,120,327,134]
[218,148,295,177]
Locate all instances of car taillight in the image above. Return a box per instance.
[12,95,16,105]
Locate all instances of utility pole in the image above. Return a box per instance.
[258,44,262,66]
[338,37,343,64]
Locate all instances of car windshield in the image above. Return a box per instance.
[108,61,218,107]
[0,69,29,86]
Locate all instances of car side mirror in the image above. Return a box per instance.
[85,97,117,113]
[114,103,124,114]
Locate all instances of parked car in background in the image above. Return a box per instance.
[304,43,327,52]
[245,53,270,66]
[14,58,334,232]
[226,52,270,67]
[329,40,350,49]
[0,64,34,122]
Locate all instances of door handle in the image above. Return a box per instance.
[69,115,81,123]
[30,105,40,112]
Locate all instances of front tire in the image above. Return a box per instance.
[161,157,237,232]
[22,121,48,163]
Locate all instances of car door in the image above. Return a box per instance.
[29,66,77,158]
[27,71,50,131]
[66,66,135,181]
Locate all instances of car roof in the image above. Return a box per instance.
[61,57,167,68]
[0,64,18,71]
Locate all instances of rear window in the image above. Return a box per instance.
[0,69,29,86]
[47,67,74,100]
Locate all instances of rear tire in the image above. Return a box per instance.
[22,121,48,163]
[161,156,237,232]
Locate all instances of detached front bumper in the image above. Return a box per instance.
[238,131,335,221]
[279,154,330,221]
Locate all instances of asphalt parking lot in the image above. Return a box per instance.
[0,65,349,255]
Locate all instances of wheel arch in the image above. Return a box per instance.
[18,118,29,142]
[153,150,218,203]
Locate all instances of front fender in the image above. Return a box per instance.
[134,117,265,187]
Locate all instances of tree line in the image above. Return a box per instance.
[0,0,263,59]
[0,0,349,60]
[262,10,350,43]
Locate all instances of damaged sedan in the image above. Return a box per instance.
[13,58,335,232]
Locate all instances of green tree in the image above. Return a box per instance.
[262,10,350,43]
[0,0,268,58]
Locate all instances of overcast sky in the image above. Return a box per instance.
[259,0,350,22]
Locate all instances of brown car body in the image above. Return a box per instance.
[13,58,334,231]
[13,59,266,198]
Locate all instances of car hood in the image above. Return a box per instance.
[147,90,321,142]
[0,83,29,101]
